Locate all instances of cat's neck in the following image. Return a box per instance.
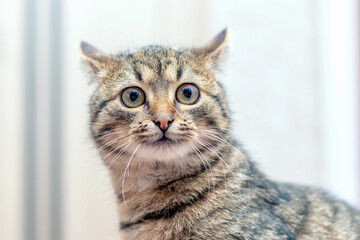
[102,137,254,197]
[104,144,259,239]
[108,145,252,205]
[107,153,205,194]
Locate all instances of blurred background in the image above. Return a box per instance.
[1,0,359,239]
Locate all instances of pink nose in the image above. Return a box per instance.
[154,116,173,132]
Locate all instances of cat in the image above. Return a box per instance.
[79,29,360,240]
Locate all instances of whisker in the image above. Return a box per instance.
[120,141,144,208]
[190,142,217,199]
[103,139,136,160]
[119,142,143,182]
[104,140,137,170]
[196,129,224,136]
[197,132,237,154]
[195,124,230,132]
[95,131,126,141]
[92,127,129,138]
[190,143,212,186]
[192,136,224,158]
[189,135,230,193]
[195,144,217,187]
[96,136,124,152]
[198,130,254,168]
[105,139,136,172]
[196,129,255,166]
[97,134,132,152]
[196,130,253,192]
[190,143,214,208]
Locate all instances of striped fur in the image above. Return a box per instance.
[79,29,360,240]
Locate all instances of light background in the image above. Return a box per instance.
[0,0,359,240]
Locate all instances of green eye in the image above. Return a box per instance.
[176,84,200,105]
[121,87,145,108]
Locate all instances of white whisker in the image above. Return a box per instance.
[119,141,143,208]
[196,130,253,192]
[189,135,230,193]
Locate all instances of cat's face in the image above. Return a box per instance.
[80,29,230,166]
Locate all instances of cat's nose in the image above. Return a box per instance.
[154,115,174,132]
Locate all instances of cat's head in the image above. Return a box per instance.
[80,29,231,167]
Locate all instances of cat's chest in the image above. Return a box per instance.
[118,203,202,240]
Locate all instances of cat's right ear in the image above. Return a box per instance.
[78,41,112,75]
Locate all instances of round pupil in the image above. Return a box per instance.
[183,87,192,99]
[129,90,139,102]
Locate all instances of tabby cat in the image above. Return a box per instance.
[79,29,360,240]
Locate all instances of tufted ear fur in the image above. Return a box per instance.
[78,41,113,74]
[191,28,229,70]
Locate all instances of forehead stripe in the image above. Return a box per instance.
[133,69,143,82]
[157,61,162,75]
[176,67,183,80]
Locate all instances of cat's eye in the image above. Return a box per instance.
[176,84,200,105]
[121,87,145,108]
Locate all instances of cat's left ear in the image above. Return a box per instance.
[192,28,229,70]
[78,41,112,74]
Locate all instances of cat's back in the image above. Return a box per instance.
[272,182,360,239]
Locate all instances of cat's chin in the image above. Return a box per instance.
[134,140,194,162]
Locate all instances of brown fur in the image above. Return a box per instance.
[79,29,360,240]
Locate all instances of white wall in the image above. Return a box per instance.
[210,0,324,186]
[317,0,359,209]
[0,1,24,240]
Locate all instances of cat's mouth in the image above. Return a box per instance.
[154,135,175,145]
